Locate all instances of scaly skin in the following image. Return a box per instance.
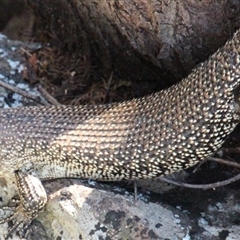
[0,30,240,238]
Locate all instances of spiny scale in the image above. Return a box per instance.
[1,31,240,183]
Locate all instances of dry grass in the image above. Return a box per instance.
[22,45,134,105]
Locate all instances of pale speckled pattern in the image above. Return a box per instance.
[1,31,240,182]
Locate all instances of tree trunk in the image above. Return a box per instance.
[27,0,240,89]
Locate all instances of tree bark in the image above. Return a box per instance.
[27,0,240,89]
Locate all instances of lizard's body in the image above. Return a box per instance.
[0,29,240,238]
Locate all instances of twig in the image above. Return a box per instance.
[134,181,138,202]
[37,85,61,106]
[160,156,240,189]
[103,71,113,103]
[192,159,208,173]
[208,156,240,168]
[0,80,49,106]
[160,172,240,189]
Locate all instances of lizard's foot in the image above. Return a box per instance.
[0,202,32,239]
[0,171,48,239]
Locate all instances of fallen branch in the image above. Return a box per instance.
[37,85,61,106]
[160,172,240,190]
[208,156,240,168]
[160,156,240,189]
[0,80,49,106]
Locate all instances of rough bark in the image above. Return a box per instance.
[27,0,240,88]
[0,0,26,30]
[0,0,34,42]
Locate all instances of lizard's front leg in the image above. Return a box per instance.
[0,171,47,239]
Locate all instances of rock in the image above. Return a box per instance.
[38,179,189,240]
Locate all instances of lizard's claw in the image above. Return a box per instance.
[0,171,48,239]
[0,201,32,239]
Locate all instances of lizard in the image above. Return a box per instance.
[0,28,240,238]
